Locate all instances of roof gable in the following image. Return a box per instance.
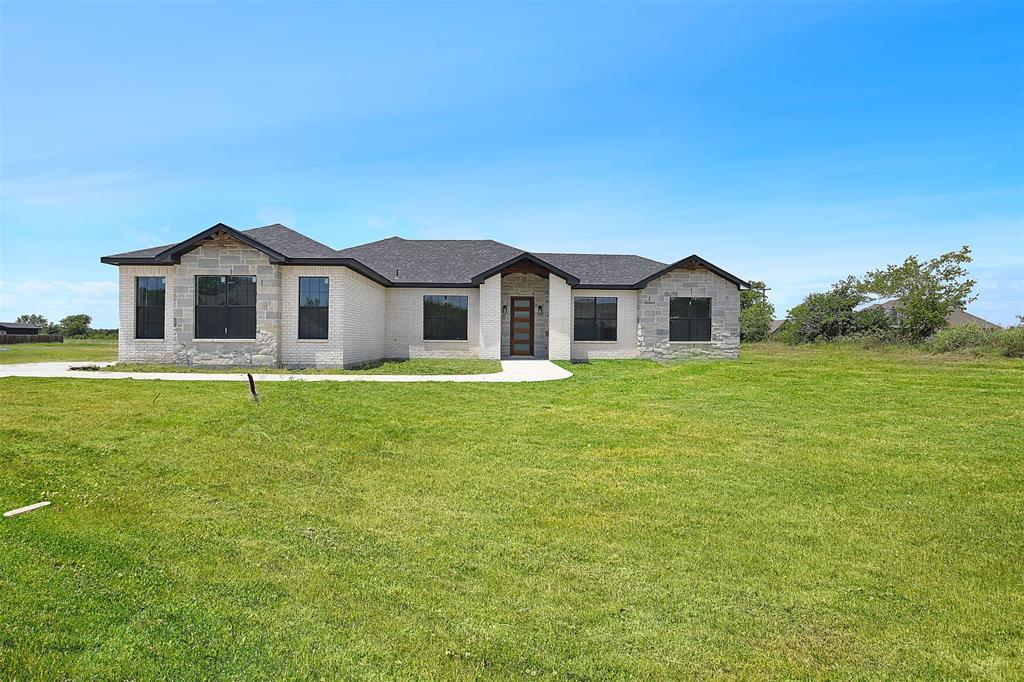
[633,254,749,289]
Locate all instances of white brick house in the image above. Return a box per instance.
[103,223,747,367]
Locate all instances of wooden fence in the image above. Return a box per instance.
[0,334,64,344]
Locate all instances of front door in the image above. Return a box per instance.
[510,296,534,356]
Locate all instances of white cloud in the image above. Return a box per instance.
[0,280,119,327]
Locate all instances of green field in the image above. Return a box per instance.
[1,345,1021,678]
[0,339,118,364]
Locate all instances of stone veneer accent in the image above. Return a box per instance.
[637,266,740,360]
[117,240,281,366]
[500,273,550,358]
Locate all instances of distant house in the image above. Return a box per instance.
[0,322,40,335]
[865,299,1001,330]
[102,222,750,368]
[768,319,787,335]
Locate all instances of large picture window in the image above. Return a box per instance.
[669,297,712,341]
[574,296,617,341]
[135,276,165,339]
[299,277,329,339]
[195,275,256,339]
[423,295,468,340]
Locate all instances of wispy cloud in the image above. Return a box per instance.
[0,280,118,326]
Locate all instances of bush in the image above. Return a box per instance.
[924,324,996,353]
[1000,326,1024,358]
[741,302,774,342]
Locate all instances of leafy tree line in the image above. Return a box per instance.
[743,246,1022,357]
[14,313,117,339]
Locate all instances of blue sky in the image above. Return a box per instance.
[1,1,1021,328]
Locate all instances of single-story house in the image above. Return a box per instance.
[0,322,41,335]
[864,299,1001,330]
[101,223,748,367]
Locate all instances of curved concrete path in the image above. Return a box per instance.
[0,359,573,383]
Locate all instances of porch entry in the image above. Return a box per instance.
[509,296,534,356]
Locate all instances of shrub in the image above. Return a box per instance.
[924,324,994,353]
[786,278,866,343]
[1000,326,1024,358]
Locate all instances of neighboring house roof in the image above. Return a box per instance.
[102,223,747,289]
[768,319,787,334]
[0,322,41,331]
[864,299,1001,329]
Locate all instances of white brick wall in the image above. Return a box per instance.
[548,275,572,360]
[570,289,639,360]
[118,265,175,363]
[478,274,501,360]
[340,269,386,367]
[385,287,480,358]
[280,266,344,367]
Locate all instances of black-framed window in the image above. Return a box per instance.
[135,276,165,339]
[670,297,712,341]
[299,277,329,339]
[423,295,468,340]
[195,275,256,339]
[574,296,617,341]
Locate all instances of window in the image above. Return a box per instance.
[574,296,617,341]
[195,275,256,339]
[299,277,329,339]
[135,276,165,339]
[423,295,468,340]
[670,297,712,341]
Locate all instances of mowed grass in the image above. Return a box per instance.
[97,358,502,375]
[1,346,1021,679]
[0,339,118,364]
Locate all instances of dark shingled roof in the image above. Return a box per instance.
[533,253,666,287]
[335,237,524,285]
[103,224,746,289]
[0,322,41,331]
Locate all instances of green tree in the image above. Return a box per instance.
[786,277,867,342]
[740,280,775,342]
[58,314,92,337]
[15,313,51,332]
[859,245,977,342]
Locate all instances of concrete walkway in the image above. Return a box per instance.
[0,359,573,383]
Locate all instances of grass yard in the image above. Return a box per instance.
[0,339,118,364]
[1,345,1021,678]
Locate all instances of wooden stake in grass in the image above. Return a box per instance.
[247,373,259,403]
[4,501,51,518]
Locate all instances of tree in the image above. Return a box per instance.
[740,280,775,342]
[786,277,867,342]
[58,314,92,338]
[859,245,977,342]
[15,313,51,332]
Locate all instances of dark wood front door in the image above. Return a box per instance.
[509,296,534,356]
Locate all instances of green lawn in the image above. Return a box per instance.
[0,339,118,364]
[1,345,1021,678]
[94,358,502,375]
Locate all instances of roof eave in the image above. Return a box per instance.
[632,254,750,289]
[470,252,582,285]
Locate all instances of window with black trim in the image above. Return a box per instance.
[299,277,329,339]
[423,295,468,340]
[574,296,617,341]
[195,275,256,339]
[135,276,165,339]
[669,297,712,341]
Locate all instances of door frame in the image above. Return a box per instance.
[509,296,534,356]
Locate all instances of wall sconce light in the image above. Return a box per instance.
[502,304,508,316]
[537,305,543,315]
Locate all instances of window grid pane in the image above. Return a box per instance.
[669,297,712,341]
[423,295,468,340]
[573,296,616,341]
[298,277,329,339]
[195,275,256,339]
[135,277,165,339]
